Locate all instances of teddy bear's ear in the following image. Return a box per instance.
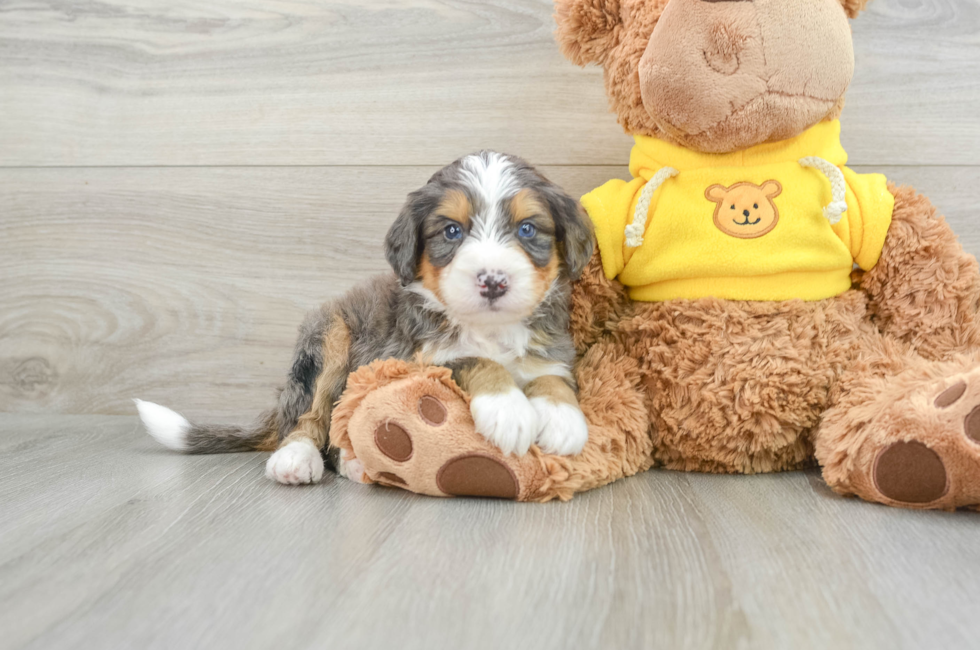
[554,0,623,66]
[838,0,872,18]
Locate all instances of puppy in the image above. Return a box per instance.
[137,151,595,485]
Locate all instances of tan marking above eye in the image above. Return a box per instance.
[437,190,471,228]
[510,189,553,228]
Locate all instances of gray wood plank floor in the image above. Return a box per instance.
[3,0,980,648]
[4,413,980,650]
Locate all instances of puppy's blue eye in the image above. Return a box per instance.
[444,224,463,240]
[518,222,536,238]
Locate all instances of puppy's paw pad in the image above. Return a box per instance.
[531,399,589,456]
[470,388,537,456]
[265,440,324,485]
[436,453,519,499]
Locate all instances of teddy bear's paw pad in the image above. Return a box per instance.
[374,421,414,462]
[345,376,535,499]
[418,395,448,426]
[436,453,519,500]
[930,372,980,446]
[375,471,408,487]
[935,381,967,408]
[873,441,949,505]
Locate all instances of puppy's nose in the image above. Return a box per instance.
[743,209,751,217]
[477,271,509,302]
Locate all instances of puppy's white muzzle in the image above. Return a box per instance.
[441,238,538,324]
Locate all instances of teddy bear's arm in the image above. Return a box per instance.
[569,247,631,353]
[857,185,980,361]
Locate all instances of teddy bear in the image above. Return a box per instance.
[328,0,980,510]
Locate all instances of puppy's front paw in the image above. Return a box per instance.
[337,449,368,484]
[470,388,538,456]
[531,398,589,456]
[265,439,324,485]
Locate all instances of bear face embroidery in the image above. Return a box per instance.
[705,181,783,239]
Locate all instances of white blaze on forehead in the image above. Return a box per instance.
[458,152,521,241]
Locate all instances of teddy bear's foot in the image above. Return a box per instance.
[329,361,548,500]
[849,366,980,510]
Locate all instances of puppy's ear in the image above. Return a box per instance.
[385,188,436,285]
[554,0,623,66]
[540,183,595,281]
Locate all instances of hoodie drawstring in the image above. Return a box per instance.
[625,167,679,248]
[799,156,848,225]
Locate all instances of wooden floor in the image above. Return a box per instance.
[3,0,980,648]
[6,414,980,650]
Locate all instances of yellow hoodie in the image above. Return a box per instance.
[581,120,895,302]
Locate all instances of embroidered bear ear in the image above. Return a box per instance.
[554,0,623,66]
[838,0,872,19]
[761,181,783,199]
[705,184,729,203]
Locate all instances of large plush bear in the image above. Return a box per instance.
[330,0,980,510]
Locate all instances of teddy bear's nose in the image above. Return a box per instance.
[743,209,751,217]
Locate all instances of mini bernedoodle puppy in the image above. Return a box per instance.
[137,151,595,485]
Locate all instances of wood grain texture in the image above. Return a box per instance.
[2,413,980,650]
[0,165,618,418]
[3,164,979,417]
[1,0,979,167]
[3,2,980,648]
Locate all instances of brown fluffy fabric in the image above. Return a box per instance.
[554,0,625,66]
[817,345,980,511]
[839,0,872,18]
[858,185,980,362]
[555,0,668,138]
[554,0,862,150]
[568,248,630,353]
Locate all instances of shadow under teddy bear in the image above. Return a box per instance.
[331,0,980,510]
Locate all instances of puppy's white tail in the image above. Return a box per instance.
[134,400,192,451]
[134,399,278,454]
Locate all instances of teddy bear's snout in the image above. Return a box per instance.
[638,0,855,153]
[704,22,749,76]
